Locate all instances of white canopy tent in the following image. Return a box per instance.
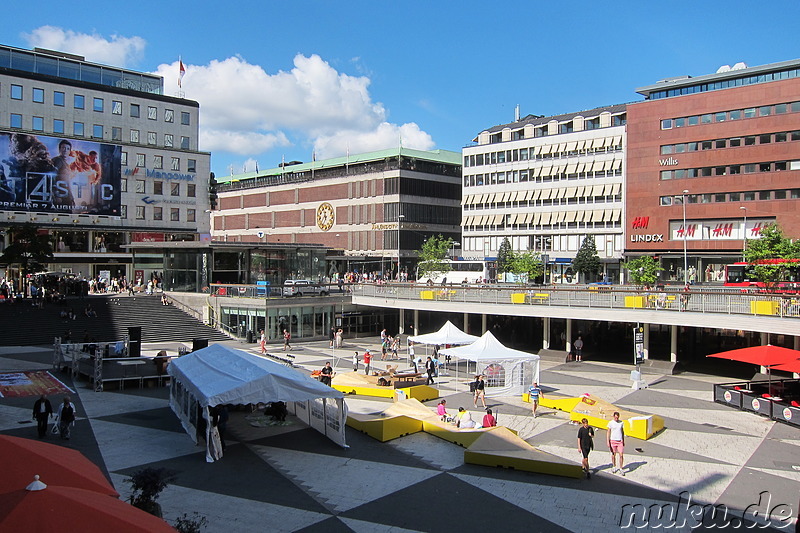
[407,321,479,346]
[439,331,540,397]
[168,344,347,461]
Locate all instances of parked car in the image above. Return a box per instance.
[282,280,328,297]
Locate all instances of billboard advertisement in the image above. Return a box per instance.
[0,131,121,215]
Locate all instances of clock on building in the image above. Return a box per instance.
[316,202,335,231]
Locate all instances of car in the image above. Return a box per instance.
[282,280,328,297]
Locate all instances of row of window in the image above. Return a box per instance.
[465,219,621,230]
[127,179,197,197]
[648,68,800,100]
[121,152,196,173]
[128,206,197,222]
[465,169,622,187]
[660,188,800,206]
[464,143,621,167]
[8,84,190,124]
[660,129,800,154]
[8,113,191,149]
[660,160,800,180]
[464,194,621,210]
[486,114,626,144]
[660,101,800,130]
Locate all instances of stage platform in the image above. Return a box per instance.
[332,371,439,401]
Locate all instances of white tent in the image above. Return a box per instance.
[439,331,540,397]
[168,344,347,460]
[407,320,479,346]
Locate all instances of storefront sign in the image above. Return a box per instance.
[659,157,679,166]
[669,219,771,241]
[630,234,664,242]
[132,232,165,242]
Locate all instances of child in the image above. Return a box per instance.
[436,400,448,421]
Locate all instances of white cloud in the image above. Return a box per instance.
[313,122,435,159]
[200,128,290,156]
[22,26,145,67]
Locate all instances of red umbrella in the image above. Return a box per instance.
[0,435,118,496]
[708,345,800,395]
[771,359,800,374]
[0,477,174,533]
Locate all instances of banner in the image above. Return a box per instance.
[0,131,121,215]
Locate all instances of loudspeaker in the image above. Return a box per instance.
[128,326,142,358]
[192,338,208,352]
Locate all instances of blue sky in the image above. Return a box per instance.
[6,1,800,176]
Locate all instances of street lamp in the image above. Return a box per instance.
[740,206,747,259]
[682,189,689,285]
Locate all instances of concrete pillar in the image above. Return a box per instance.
[413,309,419,336]
[760,332,769,345]
[481,314,487,334]
[670,325,678,363]
[565,319,573,354]
[643,324,650,360]
[542,317,550,350]
[463,312,469,334]
[399,308,405,336]
[793,336,799,351]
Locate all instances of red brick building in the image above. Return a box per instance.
[626,60,800,283]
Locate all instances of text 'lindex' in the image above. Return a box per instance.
[630,234,664,242]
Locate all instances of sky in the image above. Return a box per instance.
[5,1,800,177]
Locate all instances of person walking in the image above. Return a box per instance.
[577,418,595,479]
[473,375,486,408]
[574,336,584,362]
[56,396,76,440]
[528,382,543,418]
[32,394,53,439]
[607,411,626,476]
[283,329,292,351]
[259,329,266,355]
[425,356,436,385]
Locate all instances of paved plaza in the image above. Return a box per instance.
[0,339,798,532]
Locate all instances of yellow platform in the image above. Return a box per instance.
[332,372,439,402]
[526,393,665,440]
[347,399,583,478]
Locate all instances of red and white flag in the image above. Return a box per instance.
[178,59,186,88]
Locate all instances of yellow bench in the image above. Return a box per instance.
[420,290,435,300]
[530,293,550,303]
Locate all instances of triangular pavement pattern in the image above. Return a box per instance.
[89,418,200,471]
[249,444,440,513]
[339,517,424,533]
[75,388,170,418]
[386,431,465,471]
[747,466,800,484]
[0,404,39,432]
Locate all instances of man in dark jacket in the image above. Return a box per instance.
[32,394,53,438]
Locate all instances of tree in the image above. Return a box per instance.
[623,256,663,288]
[496,237,513,281]
[0,224,54,292]
[573,235,601,283]
[508,250,544,284]
[416,235,452,282]
[742,222,800,289]
[125,467,176,517]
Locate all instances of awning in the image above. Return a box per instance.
[566,141,577,152]
[612,158,623,170]
[565,211,577,223]
[540,211,552,225]
[530,212,541,225]
[531,189,541,200]
[566,187,577,198]
[611,183,621,195]
[565,163,578,174]
[540,188,552,200]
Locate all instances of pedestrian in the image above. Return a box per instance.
[528,382,543,417]
[32,394,53,439]
[329,327,336,348]
[482,408,497,428]
[56,396,76,440]
[425,356,436,385]
[363,349,372,375]
[473,375,486,408]
[283,329,291,351]
[436,400,448,421]
[607,411,626,476]
[352,351,359,372]
[211,405,229,451]
[577,418,595,479]
[336,328,343,348]
[574,335,584,362]
[259,329,266,355]
[320,362,334,386]
[391,336,399,360]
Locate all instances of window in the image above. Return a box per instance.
[147,131,157,145]
[744,164,756,173]
[674,144,685,153]
[135,179,145,193]
[729,165,741,175]
[187,209,196,222]
[729,109,741,120]
[54,91,65,106]
[729,192,740,201]
[758,191,771,200]
[715,193,726,203]
[112,101,122,115]
[775,103,788,114]
[120,205,127,219]
[744,136,756,146]
[53,119,64,134]
[148,106,157,120]
[180,136,190,149]
[32,88,44,103]
[92,125,103,138]
[187,159,196,173]
[74,94,84,109]
[744,107,756,118]
[775,132,787,142]
[701,141,712,150]
[660,196,673,206]
[759,163,771,172]
[759,134,771,144]
[661,145,673,155]
[793,131,800,141]
[164,109,174,122]
[715,139,726,149]
[775,161,787,171]
[153,207,163,221]
[701,114,713,124]
[187,183,196,197]
[674,117,685,128]
[775,190,787,200]
[11,85,22,100]
[729,137,742,147]
[93,97,104,112]
[714,166,726,176]
[181,112,190,125]
[130,129,139,143]
[154,155,163,169]
[154,181,163,195]
[136,206,145,220]
[758,106,771,117]
[73,122,84,136]
[171,182,180,196]
[136,154,145,167]
[715,112,726,122]
[32,116,43,131]
[130,104,140,118]
[660,171,672,180]
[121,179,127,192]
[171,157,180,171]
[687,115,699,126]
[121,152,128,166]
[170,208,180,221]
[112,127,122,141]
[164,134,173,148]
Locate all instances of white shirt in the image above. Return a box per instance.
[608,419,624,441]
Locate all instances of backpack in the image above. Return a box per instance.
[469,381,477,393]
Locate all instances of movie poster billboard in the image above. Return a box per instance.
[0,131,121,215]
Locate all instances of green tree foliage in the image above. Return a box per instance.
[508,250,544,284]
[416,235,452,282]
[0,223,54,280]
[497,237,513,274]
[742,223,800,288]
[572,235,602,283]
[623,256,663,287]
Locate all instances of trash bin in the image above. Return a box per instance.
[246,330,254,343]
